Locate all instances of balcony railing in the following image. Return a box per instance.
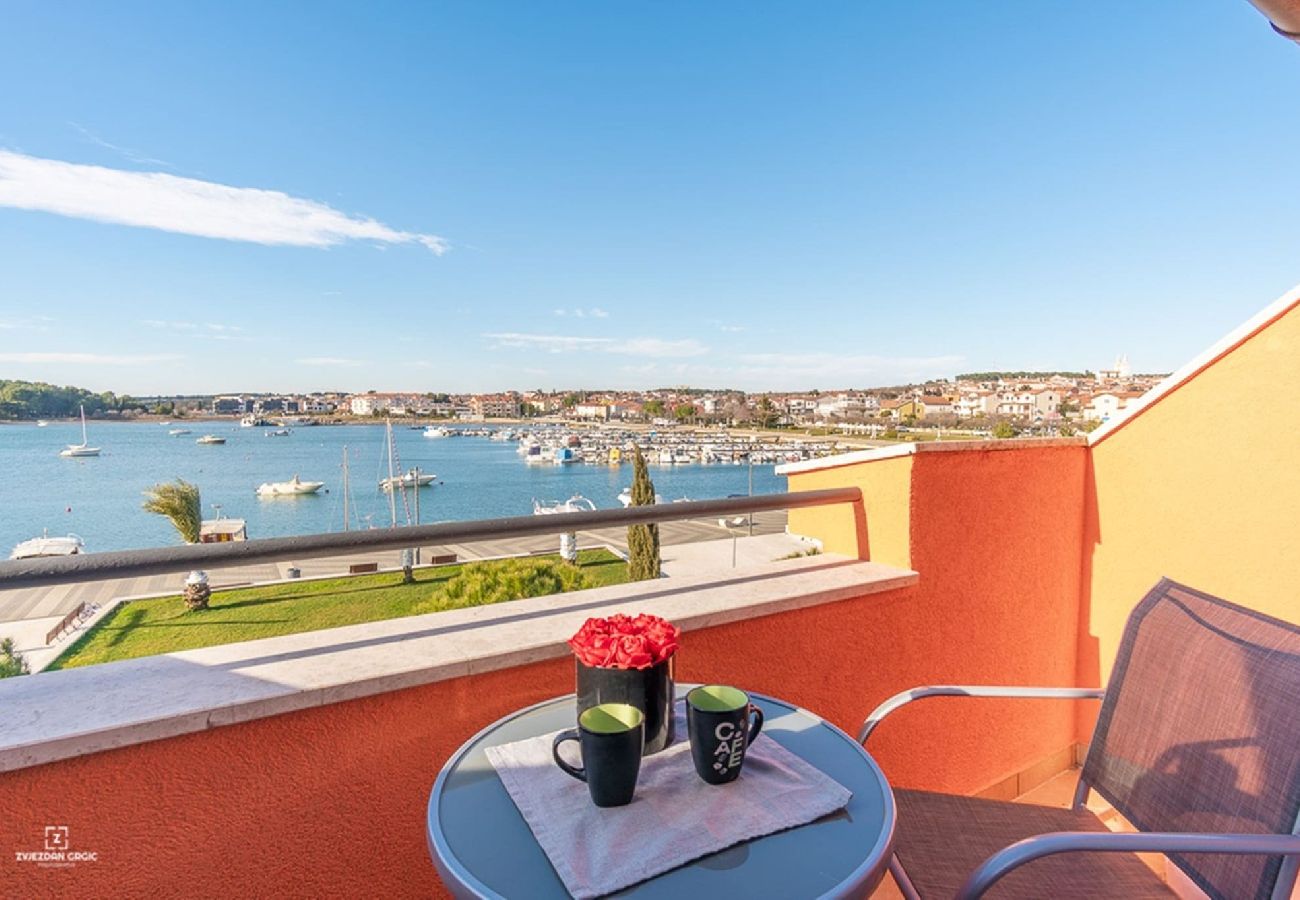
[0,487,862,590]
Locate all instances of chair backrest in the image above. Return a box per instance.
[1081,578,1300,900]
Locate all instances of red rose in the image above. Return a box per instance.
[568,614,680,670]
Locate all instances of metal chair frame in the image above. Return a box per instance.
[862,685,1300,900]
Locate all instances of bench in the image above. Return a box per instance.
[426,553,458,566]
[348,562,380,575]
[45,602,87,645]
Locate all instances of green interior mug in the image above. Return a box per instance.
[686,685,764,785]
[552,702,645,807]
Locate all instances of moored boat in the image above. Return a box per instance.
[59,405,100,457]
[256,474,325,496]
[9,531,85,560]
[196,434,227,445]
[168,428,192,436]
[533,494,597,515]
[618,487,664,507]
[379,471,437,491]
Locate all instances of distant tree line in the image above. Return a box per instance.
[0,379,139,420]
[955,371,1090,381]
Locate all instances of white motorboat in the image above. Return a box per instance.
[240,414,269,427]
[168,428,192,436]
[423,426,451,439]
[196,434,227,445]
[618,487,664,508]
[533,495,597,515]
[379,471,437,491]
[59,406,101,457]
[256,474,325,496]
[9,531,85,560]
[266,428,291,437]
[36,420,49,427]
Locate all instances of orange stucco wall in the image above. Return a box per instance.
[786,454,912,564]
[787,443,1090,791]
[1078,299,1300,736]
[784,295,1300,756]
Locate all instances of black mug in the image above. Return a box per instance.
[686,685,764,785]
[552,703,645,807]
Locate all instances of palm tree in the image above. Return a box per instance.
[143,479,202,542]
[142,479,210,610]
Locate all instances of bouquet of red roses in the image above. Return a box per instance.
[568,613,680,670]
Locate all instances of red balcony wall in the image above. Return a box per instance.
[782,443,1089,792]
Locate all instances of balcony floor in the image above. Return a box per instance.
[871,768,1178,898]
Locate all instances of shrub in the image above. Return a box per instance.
[0,637,29,678]
[440,558,590,607]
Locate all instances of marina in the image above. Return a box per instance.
[1,420,796,556]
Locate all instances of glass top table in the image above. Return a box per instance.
[426,685,896,898]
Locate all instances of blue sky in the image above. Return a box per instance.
[0,1,1296,395]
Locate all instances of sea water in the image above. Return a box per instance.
[0,422,787,553]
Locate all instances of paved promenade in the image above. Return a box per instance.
[0,510,790,624]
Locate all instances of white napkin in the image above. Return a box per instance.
[484,705,852,899]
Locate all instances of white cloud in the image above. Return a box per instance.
[0,315,54,331]
[296,356,364,367]
[552,307,611,319]
[0,150,448,254]
[141,319,249,341]
[70,122,174,169]
[0,351,181,365]
[484,332,708,358]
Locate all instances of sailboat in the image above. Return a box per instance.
[59,406,100,457]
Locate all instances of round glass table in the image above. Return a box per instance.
[427,686,896,898]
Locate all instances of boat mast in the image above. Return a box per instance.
[80,404,88,445]
[385,419,398,528]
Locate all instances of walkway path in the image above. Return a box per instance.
[0,511,790,624]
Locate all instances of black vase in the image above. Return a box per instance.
[575,657,675,754]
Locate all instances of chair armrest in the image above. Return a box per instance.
[955,831,1300,900]
[857,686,1105,744]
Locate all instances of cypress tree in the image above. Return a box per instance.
[626,446,660,580]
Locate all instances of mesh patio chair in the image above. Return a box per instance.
[860,578,1300,899]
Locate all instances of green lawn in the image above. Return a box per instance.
[49,549,628,670]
